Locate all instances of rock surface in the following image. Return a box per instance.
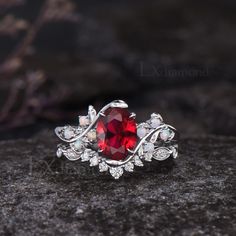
[0,130,235,235]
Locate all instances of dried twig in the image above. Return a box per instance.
[0,0,79,76]
[0,0,79,130]
[0,15,29,36]
[0,1,49,76]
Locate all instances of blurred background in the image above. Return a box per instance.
[0,0,235,140]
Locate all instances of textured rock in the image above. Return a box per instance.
[0,130,235,235]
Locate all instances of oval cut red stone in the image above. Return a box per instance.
[96,108,137,160]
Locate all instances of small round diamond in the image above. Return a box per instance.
[90,155,99,166]
[134,155,143,166]
[99,162,109,172]
[109,167,124,179]
[124,162,134,172]
[81,150,90,162]
[144,152,153,161]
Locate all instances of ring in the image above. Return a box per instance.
[55,100,179,179]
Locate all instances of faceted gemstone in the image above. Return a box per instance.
[124,162,134,172]
[109,167,124,179]
[153,148,170,161]
[90,155,99,166]
[96,108,137,160]
[99,162,109,172]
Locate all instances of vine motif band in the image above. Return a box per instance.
[55,100,179,179]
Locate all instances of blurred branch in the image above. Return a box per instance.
[0,0,80,76]
[44,0,80,23]
[0,70,71,130]
[0,15,29,36]
[0,0,79,130]
[0,1,49,76]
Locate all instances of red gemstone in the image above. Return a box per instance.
[96,108,137,160]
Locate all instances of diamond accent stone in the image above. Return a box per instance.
[124,162,134,172]
[64,149,80,161]
[109,167,124,179]
[99,162,109,172]
[153,148,171,161]
[144,152,153,161]
[90,155,99,166]
[134,155,144,166]
[81,149,91,162]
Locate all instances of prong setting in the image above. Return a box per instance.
[99,112,106,117]
[127,148,135,154]
[129,112,136,119]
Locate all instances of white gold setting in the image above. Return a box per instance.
[55,100,179,179]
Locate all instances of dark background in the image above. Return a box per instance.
[0,0,235,138]
[0,1,235,235]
